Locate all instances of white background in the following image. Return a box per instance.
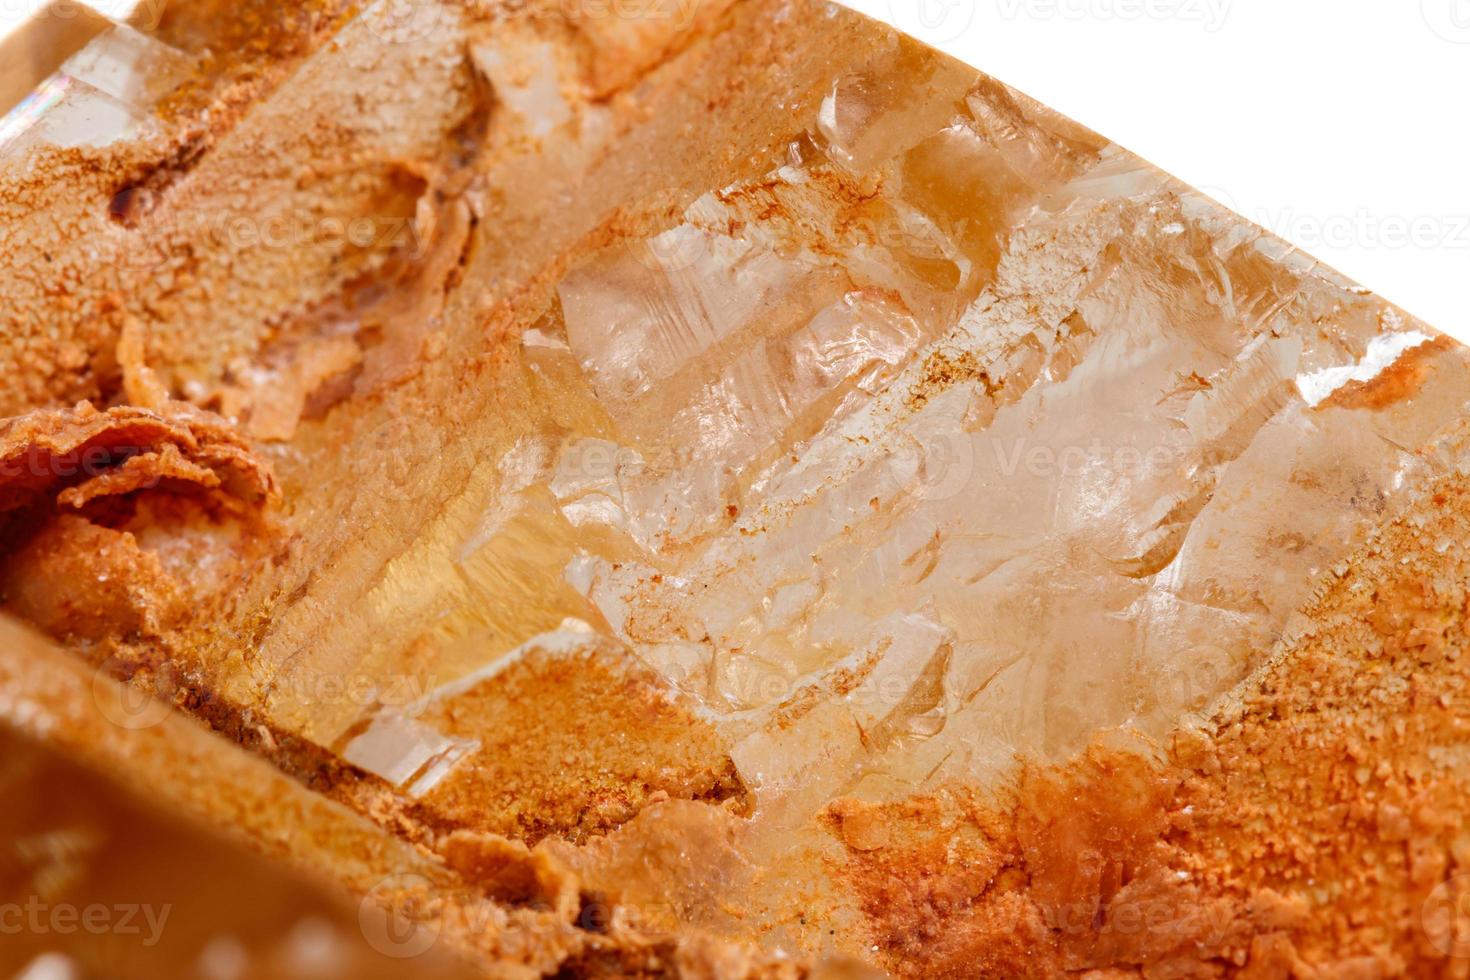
[3,0,1467,338]
[854,0,1470,340]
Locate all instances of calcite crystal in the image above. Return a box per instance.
[2,0,1469,976]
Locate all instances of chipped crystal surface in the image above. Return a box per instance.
[0,20,190,156]
[2,0,1467,970]
[330,39,1470,829]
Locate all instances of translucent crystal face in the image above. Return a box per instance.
[330,30,1470,844]
[0,18,189,156]
[0,0,1457,808]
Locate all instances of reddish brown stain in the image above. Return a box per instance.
[829,470,1470,978]
[1322,335,1453,411]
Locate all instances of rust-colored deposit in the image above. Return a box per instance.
[831,473,1470,978]
[0,400,277,643]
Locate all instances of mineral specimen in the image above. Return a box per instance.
[1,0,1468,976]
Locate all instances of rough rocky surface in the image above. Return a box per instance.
[0,0,1467,977]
